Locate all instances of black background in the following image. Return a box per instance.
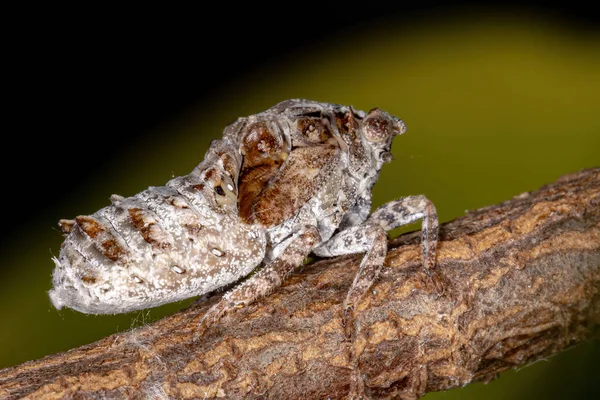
[7,1,598,242]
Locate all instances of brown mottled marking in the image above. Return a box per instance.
[239,160,284,223]
[75,216,103,238]
[183,223,203,237]
[80,275,97,284]
[58,219,76,234]
[296,117,332,144]
[204,168,217,181]
[128,208,147,235]
[238,122,290,223]
[335,108,358,138]
[128,208,171,250]
[100,239,127,262]
[241,122,283,161]
[250,145,339,227]
[219,152,238,179]
[75,216,127,262]
[167,196,189,209]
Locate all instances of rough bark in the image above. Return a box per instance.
[1,168,599,400]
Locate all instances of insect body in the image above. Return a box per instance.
[49,99,439,328]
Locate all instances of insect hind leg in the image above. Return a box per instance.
[194,225,320,341]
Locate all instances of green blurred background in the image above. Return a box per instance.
[3,2,599,398]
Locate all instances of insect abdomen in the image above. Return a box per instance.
[49,142,266,314]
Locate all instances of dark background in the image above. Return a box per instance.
[8,1,598,235]
[2,2,599,399]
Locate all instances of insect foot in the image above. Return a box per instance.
[48,100,440,382]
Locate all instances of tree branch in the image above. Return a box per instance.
[1,168,599,400]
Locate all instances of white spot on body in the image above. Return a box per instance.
[100,283,112,292]
[211,248,225,257]
[171,265,186,274]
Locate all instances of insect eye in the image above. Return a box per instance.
[215,185,225,196]
[363,114,392,143]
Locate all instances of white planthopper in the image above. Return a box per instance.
[49,99,440,335]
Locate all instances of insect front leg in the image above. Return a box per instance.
[313,195,440,335]
[313,195,439,398]
[368,194,441,290]
[194,225,321,340]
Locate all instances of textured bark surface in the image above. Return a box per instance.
[1,168,599,400]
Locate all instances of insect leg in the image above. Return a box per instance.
[367,195,440,289]
[311,223,387,398]
[313,224,387,336]
[314,195,439,398]
[194,225,321,340]
[314,194,440,334]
